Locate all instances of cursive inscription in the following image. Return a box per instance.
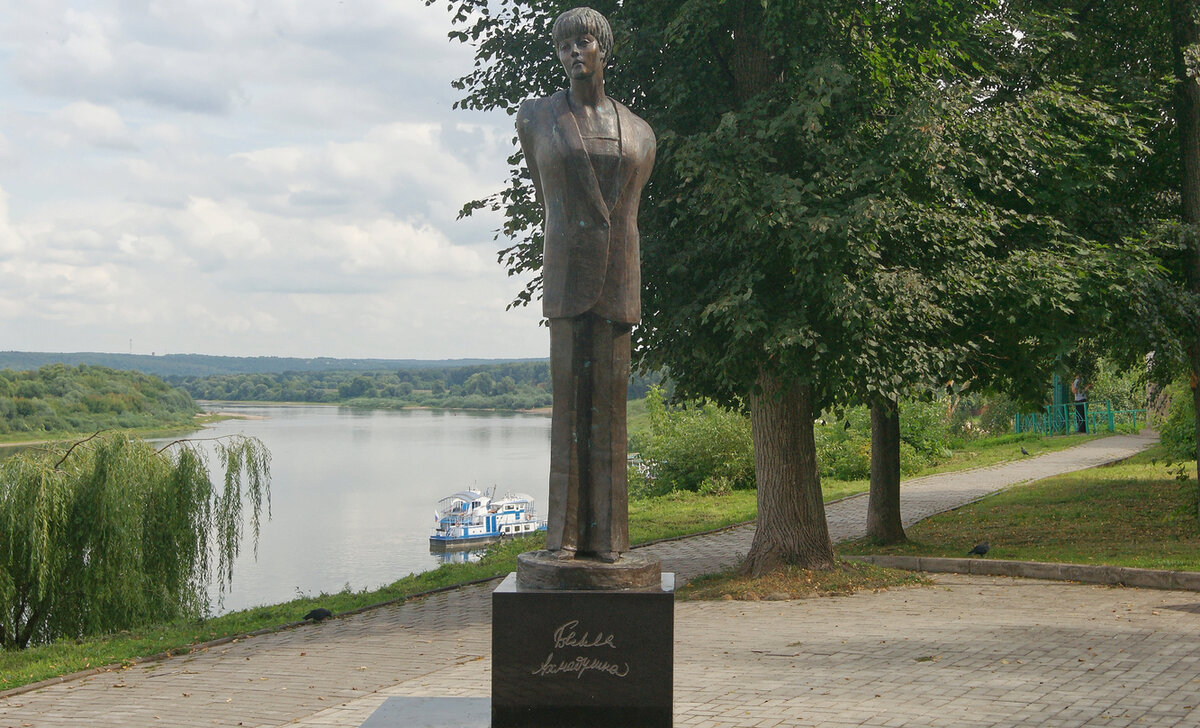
[531,653,630,679]
[553,620,616,649]
[532,619,629,679]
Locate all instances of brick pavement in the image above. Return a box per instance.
[1,431,1181,728]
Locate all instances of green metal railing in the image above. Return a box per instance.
[1014,401,1147,436]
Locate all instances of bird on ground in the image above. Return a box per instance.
[304,607,333,622]
[966,541,990,557]
[1020,446,1030,456]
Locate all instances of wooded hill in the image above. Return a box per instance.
[169,365,662,410]
[0,364,200,436]
[0,351,545,378]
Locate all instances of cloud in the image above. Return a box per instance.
[0,1,543,359]
[0,187,28,258]
[4,1,482,121]
[47,101,136,149]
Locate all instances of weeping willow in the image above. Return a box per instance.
[0,432,270,649]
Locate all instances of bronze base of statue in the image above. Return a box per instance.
[516,550,662,590]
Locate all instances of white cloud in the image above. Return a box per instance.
[0,188,26,258]
[0,0,547,359]
[50,101,135,148]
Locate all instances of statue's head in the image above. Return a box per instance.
[551,7,613,65]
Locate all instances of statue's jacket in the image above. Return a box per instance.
[517,89,656,326]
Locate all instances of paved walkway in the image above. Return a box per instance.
[5,431,1194,728]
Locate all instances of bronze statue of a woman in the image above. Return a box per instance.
[516,7,655,566]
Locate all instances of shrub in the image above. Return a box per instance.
[1160,380,1196,460]
[978,392,1021,435]
[629,388,754,496]
[814,411,871,480]
[1089,359,1147,412]
[899,399,953,461]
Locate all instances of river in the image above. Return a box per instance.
[195,403,551,613]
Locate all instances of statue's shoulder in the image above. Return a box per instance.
[612,98,655,147]
[517,91,564,126]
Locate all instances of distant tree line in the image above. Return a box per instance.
[169,363,662,410]
[0,351,548,378]
[0,365,199,436]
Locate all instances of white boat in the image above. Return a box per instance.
[429,489,546,551]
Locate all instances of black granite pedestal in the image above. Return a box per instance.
[359,572,675,728]
[491,572,675,728]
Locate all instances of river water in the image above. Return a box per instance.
[195,404,551,613]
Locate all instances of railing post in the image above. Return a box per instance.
[1014,413,1021,434]
[1107,401,1115,432]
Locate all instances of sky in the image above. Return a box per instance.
[0,0,549,360]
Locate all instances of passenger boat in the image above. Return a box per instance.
[429,489,546,551]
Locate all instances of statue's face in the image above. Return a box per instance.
[557,31,605,81]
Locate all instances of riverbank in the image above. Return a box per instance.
[0,412,234,449]
[0,430,1136,691]
[0,432,1163,723]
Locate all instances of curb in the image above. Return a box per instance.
[845,555,1200,592]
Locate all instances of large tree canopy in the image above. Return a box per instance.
[435,0,1167,571]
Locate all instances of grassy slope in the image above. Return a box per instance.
[0,430,1134,691]
[0,414,233,448]
[843,445,1200,571]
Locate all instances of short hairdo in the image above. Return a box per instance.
[551,7,613,60]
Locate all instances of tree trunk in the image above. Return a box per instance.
[742,369,836,576]
[867,397,906,544]
[1170,0,1200,524]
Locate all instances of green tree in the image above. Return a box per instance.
[464,371,497,396]
[1002,1,1200,521]
[434,0,1154,571]
[1173,1,1200,522]
[0,433,270,649]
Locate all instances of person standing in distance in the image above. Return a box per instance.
[1072,373,1091,433]
[516,7,656,563]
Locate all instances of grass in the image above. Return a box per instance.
[841,445,1200,571]
[0,429,1142,692]
[678,560,931,601]
[912,431,1107,476]
[629,489,758,543]
[0,414,233,449]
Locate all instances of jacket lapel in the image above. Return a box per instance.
[552,90,611,224]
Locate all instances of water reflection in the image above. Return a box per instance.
[433,548,489,565]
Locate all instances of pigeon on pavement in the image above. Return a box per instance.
[304,607,333,622]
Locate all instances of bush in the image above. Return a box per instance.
[628,388,754,496]
[1160,381,1196,460]
[813,401,955,480]
[1089,359,1147,412]
[814,410,871,480]
[978,392,1021,435]
[899,399,953,461]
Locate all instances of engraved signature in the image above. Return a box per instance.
[553,620,617,649]
[531,654,630,679]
